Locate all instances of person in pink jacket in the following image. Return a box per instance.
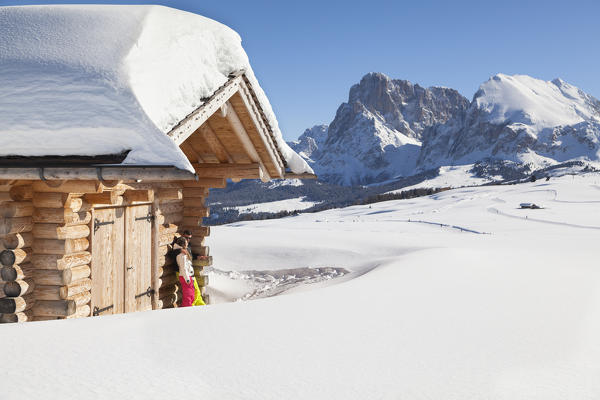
[174,236,195,307]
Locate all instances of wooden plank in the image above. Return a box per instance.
[186,135,220,164]
[91,207,124,316]
[180,141,205,164]
[206,116,251,164]
[167,75,242,145]
[124,205,152,313]
[193,163,262,179]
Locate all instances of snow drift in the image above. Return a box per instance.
[0,5,312,174]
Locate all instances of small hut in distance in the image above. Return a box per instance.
[0,5,315,322]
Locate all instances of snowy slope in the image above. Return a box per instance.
[2,173,600,399]
[229,196,320,214]
[0,5,311,174]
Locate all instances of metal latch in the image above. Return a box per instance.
[135,213,155,223]
[93,304,114,316]
[93,218,115,233]
[135,286,155,299]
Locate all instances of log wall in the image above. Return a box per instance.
[0,179,214,323]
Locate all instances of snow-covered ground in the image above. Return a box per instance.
[2,173,600,399]
[229,196,320,215]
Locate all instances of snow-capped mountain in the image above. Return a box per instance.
[293,73,469,185]
[418,74,600,170]
[289,124,329,162]
[295,73,600,185]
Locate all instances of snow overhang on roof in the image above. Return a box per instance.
[0,5,314,180]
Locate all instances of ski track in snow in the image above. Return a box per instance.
[487,206,600,230]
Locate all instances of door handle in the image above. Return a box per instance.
[127,266,134,271]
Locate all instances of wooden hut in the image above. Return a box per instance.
[0,71,315,323]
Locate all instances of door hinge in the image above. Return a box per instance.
[135,286,155,299]
[93,218,115,234]
[93,304,114,316]
[135,213,155,223]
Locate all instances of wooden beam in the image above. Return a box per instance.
[0,168,196,181]
[224,101,271,182]
[283,173,318,180]
[180,142,205,164]
[167,75,243,145]
[193,163,262,180]
[199,124,233,164]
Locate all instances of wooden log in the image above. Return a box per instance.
[1,232,33,250]
[182,187,210,198]
[193,256,213,267]
[203,293,210,305]
[67,290,92,307]
[180,226,210,237]
[183,178,225,188]
[35,265,90,286]
[159,273,179,288]
[33,238,89,255]
[181,217,201,227]
[157,188,182,200]
[0,294,34,313]
[160,263,177,277]
[0,263,35,281]
[0,201,33,218]
[32,180,100,194]
[33,224,90,240]
[3,278,35,297]
[158,202,184,215]
[157,245,169,257]
[183,198,206,208]
[0,310,34,323]
[159,293,179,308]
[32,192,83,210]
[162,212,183,225]
[193,163,261,179]
[195,275,209,287]
[0,247,31,266]
[189,236,205,247]
[60,278,92,299]
[124,190,154,203]
[0,192,11,202]
[84,192,122,206]
[33,299,76,317]
[0,216,33,235]
[65,304,91,319]
[9,185,32,201]
[183,207,210,218]
[34,285,62,301]
[33,208,91,226]
[192,246,210,257]
[159,285,179,299]
[159,233,176,247]
[32,251,91,270]
[159,224,178,235]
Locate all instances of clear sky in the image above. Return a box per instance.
[2,0,599,140]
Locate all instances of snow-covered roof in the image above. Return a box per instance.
[0,5,312,175]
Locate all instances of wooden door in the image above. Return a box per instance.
[124,205,153,313]
[91,207,125,316]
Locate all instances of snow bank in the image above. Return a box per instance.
[0,5,312,174]
[2,174,600,399]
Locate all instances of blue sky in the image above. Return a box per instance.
[2,0,599,140]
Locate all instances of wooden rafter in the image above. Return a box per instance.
[167,74,243,145]
[180,142,205,164]
[224,101,271,182]
[199,124,233,164]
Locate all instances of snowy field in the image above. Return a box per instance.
[229,196,320,215]
[2,173,600,399]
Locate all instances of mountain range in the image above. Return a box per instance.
[290,72,600,185]
[206,72,600,224]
